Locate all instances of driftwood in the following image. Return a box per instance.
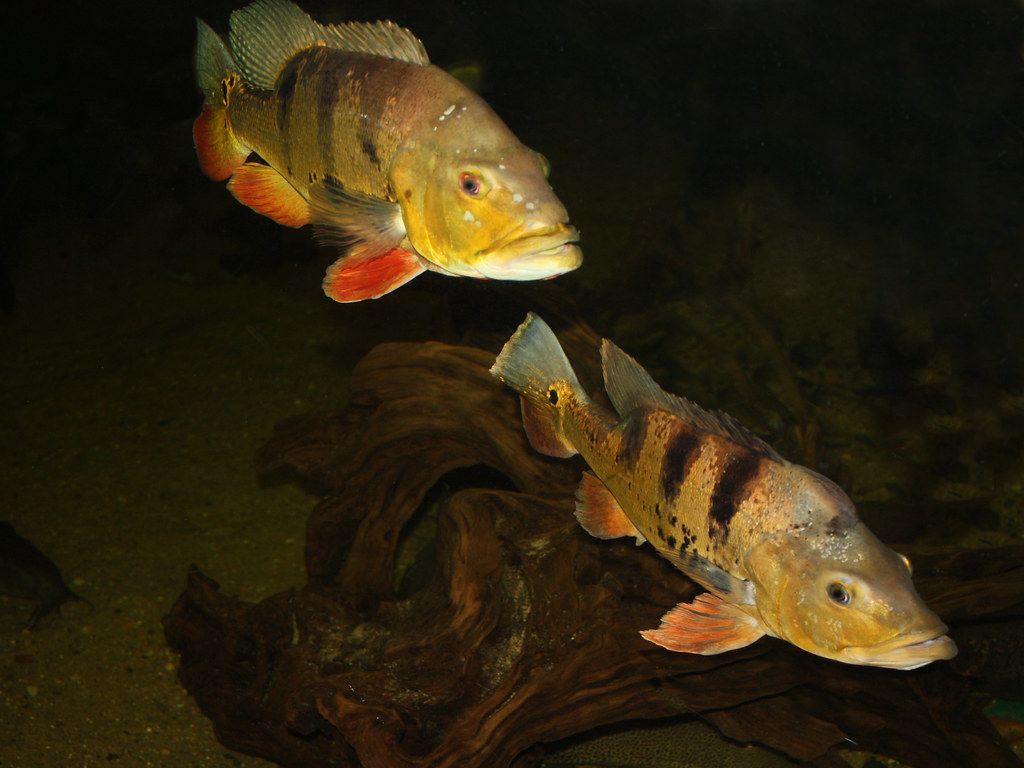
[164,331,1024,768]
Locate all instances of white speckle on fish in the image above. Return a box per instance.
[474,220,482,228]
[525,202,536,211]
[463,210,475,222]
[443,104,456,116]
[512,193,523,203]
[499,163,506,170]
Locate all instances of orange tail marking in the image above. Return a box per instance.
[228,163,311,228]
[641,592,765,655]
[193,106,248,181]
[574,471,645,544]
[322,247,425,303]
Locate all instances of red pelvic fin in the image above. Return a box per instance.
[193,106,248,182]
[227,162,311,228]
[640,592,765,655]
[575,471,645,544]
[322,247,425,302]
[520,396,576,458]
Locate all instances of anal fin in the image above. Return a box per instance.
[640,592,765,655]
[228,162,311,227]
[575,471,645,544]
[322,247,425,302]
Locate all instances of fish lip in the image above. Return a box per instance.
[481,223,579,257]
[474,225,582,280]
[840,626,957,670]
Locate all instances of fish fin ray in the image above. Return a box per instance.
[228,0,428,90]
[195,18,237,105]
[660,547,755,605]
[600,340,784,462]
[490,313,582,405]
[310,176,406,252]
[641,593,765,655]
[574,471,644,543]
[322,246,425,303]
[228,162,311,227]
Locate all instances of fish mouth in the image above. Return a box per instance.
[840,626,958,670]
[475,224,582,280]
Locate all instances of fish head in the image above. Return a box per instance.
[391,140,581,281]
[744,469,957,670]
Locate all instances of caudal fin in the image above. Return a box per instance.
[490,313,581,457]
[193,19,249,181]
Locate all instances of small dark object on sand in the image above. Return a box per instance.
[0,522,88,628]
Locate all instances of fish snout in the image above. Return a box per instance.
[476,222,582,280]
[840,625,958,670]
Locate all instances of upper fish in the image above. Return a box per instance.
[490,314,957,670]
[193,0,582,302]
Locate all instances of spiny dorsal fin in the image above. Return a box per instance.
[229,0,429,91]
[600,339,784,463]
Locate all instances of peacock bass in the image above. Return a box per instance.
[490,314,957,670]
[193,0,581,302]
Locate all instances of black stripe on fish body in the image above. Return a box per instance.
[276,56,302,153]
[660,426,703,502]
[354,74,396,172]
[616,412,649,466]
[359,130,381,168]
[707,451,765,543]
[315,53,345,179]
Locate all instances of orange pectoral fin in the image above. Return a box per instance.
[193,106,249,182]
[640,592,765,655]
[574,471,645,544]
[322,247,426,303]
[227,163,311,228]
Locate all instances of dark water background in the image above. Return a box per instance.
[3,0,1023,764]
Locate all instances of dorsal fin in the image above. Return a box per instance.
[600,339,784,462]
[228,0,429,91]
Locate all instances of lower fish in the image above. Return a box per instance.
[0,522,88,628]
[490,314,957,670]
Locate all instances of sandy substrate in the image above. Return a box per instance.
[0,159,453,765]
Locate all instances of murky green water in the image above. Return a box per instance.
[2,1,1022,765]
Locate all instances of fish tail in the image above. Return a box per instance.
[193,18,249,181]
[490,313,581,458]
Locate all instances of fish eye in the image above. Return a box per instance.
[536,152,551,178]
[459,171,483,197]
[826,581,851,606]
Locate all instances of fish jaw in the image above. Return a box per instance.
[839,626,958,670]
[472,223,582,280]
